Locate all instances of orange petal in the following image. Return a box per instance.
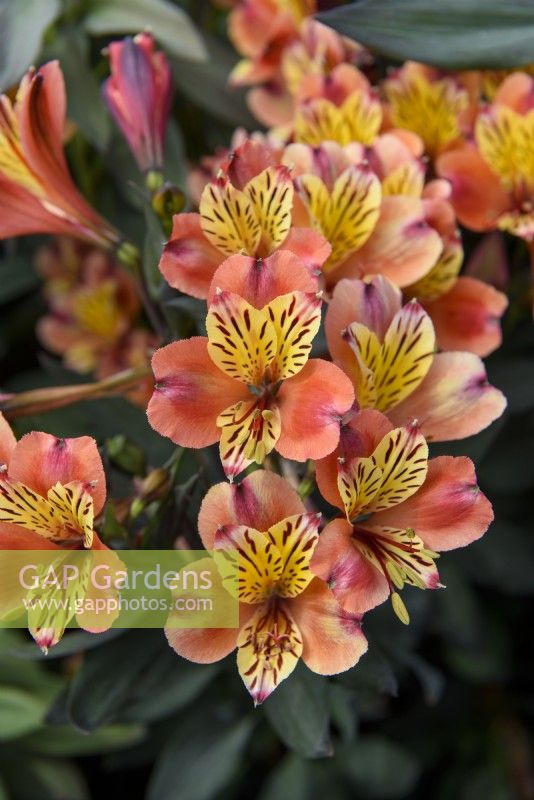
[8,433,106,515]
[17,62,109,235]
[148,337,247,448]
[310,518,390,614]
[334,196,443,288]
[227,138,281,190]
[281,226,332,272]
[316,409,393,511]
[374,455,493,552]
[208,250,319,308]
[159,213,222,299]
[290,576,368,674]
[387,352,507,441]
[437,145,511,231]
[0,413,16,466]
[325,276,402,364]
[276,359,355,461]
[0,522,60,550]
[198,470,305,550]
[422,276,508,357]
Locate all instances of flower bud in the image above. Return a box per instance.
[102,33,173,173]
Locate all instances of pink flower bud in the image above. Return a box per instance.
[102,33,173,172]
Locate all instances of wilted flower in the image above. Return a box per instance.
[166,470,367,704]
[102,33,173,174]
[0,62,119,248]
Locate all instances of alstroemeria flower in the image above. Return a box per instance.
[286,142,443,290]
[165,470,367,704]
[0,62,119,248]
[0,417,116,650]
[311,411,493,622]
[292,78,383,148]
[160,144,330,298]
[325,276,506,441]
[148,290,354,478]
[102,33,173,173]
[383,62,474,159]
[438,72,534,241]
[36,238,140,374]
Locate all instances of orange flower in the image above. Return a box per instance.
[325,276,506,441]
[35,238,140,374]
[0,62,119,248]
[285,139,442,290]
[311,411,493,622]
[160,139,330,298]
[0,416,116,650]
[148,290,354,479]
[438,72,534,242]
[166,470,367,704]
[383,62,477,159]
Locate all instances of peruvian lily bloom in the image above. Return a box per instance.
[325,276,506,441]
[0,62,119,249]
[160,141,330,298]
[311,411,493,622]
[0,416,115,650]
[437,72,534,242]
[166,470,367,704]
[285,141,443,291]
[36,238,140,374]
[102,33,173,174]
[148,290,354,478]
[383,62,476,160]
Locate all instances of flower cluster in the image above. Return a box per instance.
[0,9,517,706]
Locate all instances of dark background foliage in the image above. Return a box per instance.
[1,1,534,798]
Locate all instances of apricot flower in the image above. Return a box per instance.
[312,412,493,622]
[325,276,506,441]
[166,470,367,704]
[148,290,354,478]
[160,142,330,298]
[0,417,114,650]
[0,62,119,248]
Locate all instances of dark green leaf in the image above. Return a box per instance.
[0,0,59,89]
[8,629,125,661]
[84,0,207,62]
[337,645,398,696]
[0,256,40,306]
[19,723,145,756]
[263,664,332,758]
[257,754,310,800]
[0,757,89,800]
[67,630,166,731]
[337,735,421,798]
[319,0,534,70]
[171,34,257,129]
[0,686,48,740]
[148,715,255,800]
[43,27,112,151]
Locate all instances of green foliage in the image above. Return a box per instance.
[320,0,534,69]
